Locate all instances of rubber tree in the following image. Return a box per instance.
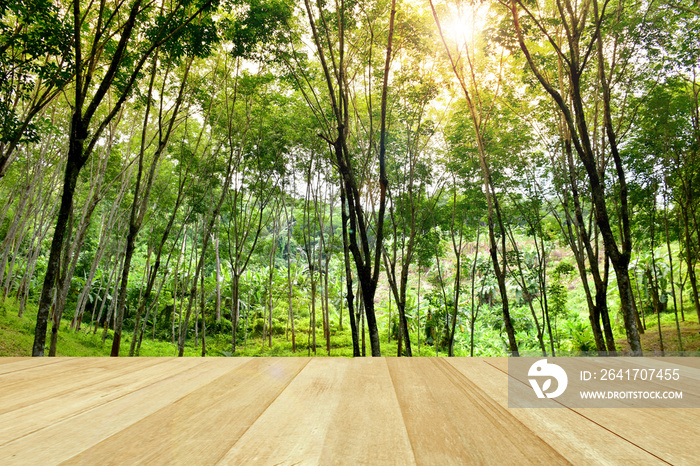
[630,76,700,332]
[507,0,643,354]
[381,26,445,357]
[430,0,520,355]
[111,54,196,357]
[535,82,618,354]
[293,0,397,356]
[32,0,217,356]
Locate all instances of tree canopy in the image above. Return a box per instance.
[1,0,699,357]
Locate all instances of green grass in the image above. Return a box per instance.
[1,296,488,357]
[619,309,700,353]
[7,294,695,357]
[1,297,396,357]
[1,297,202,357]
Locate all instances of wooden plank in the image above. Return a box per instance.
[656,357,700,369]
[0,357,65,375]
[310,358,414,465]
[0,358,192,445]
[0,358,248,465]
[217,358,352,464]
[0,357,38,365]
[60,357,309,465]
[0,357,165,415]
[448,358,663,464]
[0,357,694,465]
[569,407,700,465]
[387,357,569,465]
[0,358,120,390]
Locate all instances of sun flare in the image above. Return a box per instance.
[440,3,489,45]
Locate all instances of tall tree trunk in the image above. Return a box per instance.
[340,184,359,356]
[112,54,189,357]
[231,272,240,353]
[18,165,62,318]
[267,207,279,349]
[286,197,296,352]
[200,267,206,356]
[682,201,700,325]
[301,0,394,356]
[1,172,37,296]
[469,226,481,357]
[94,239,123,335]
[417,266,421,355]
[506,224,546,355]
[448,186,463,357]
[33,0,147,356]
[648,195,664,354]
[33,150,84,356]
[179,148,239,356]
[177,221,197,351]
[214,231,222,322]
[663,181,683,351]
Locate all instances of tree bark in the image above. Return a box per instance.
[511,0,641,354]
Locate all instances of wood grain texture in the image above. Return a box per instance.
[0,358,245,464]
[62,357,308,465]
[0,357,64,375]
[448,358,664,465]
[0,358,195,445]
[0,357,696,465]
[0,357,164,416]
[218,357,351,464]
[387,357,568,465]
[317,358,415,465]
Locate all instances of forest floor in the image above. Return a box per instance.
[616,311,700,353]
[0,296,396,357]
[3,296,700,357]
[0,298,204,357]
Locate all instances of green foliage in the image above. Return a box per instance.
[0,0,72,143]
[562,318,596,353]
[1,0,699,360]
[220,0,293,60]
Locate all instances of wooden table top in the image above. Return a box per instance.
[0,357,696,465]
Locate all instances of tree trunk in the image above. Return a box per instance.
[267,209,278,349]
[430,0,518,355]
[511,0,641,354]
[301,0,394,356]
[506,224,546,356]
[32,148,84,356]
[284,191,296,353]
[200,268,206,356]
[33,0,145,356]
[19,168,61,318]
[682,202,700,325]
[340,184,359,357]
[112,54,188,357]
[663,182,683,351]
[214,231,222,322]
[448,196,463,357]
[649,193,664,354]
[231,272,240,353]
